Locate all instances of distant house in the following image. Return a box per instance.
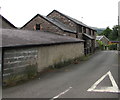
[2,28,84,84]
[21,14,77,38]
[47,10,97,55]
[0,15,16,29]
[96,35,109,50]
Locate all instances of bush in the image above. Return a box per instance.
[3,63,38,87]
[108,44,117,50]
[26,64,38,79]
[3,74,28,87]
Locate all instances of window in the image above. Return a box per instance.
[89,29,91,35]
[77,25,82,33]
[79,26,82,33]
[93,31,95,36]
[36,24,40,30]
[83,27,86,33]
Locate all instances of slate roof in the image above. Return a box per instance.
[21,14,76,33]
[47,10,96,31]
[83,33,94,40]
[96,35,109,41]
[46,18,76,33]
[96,36,103,40]
[1,29,84,48]
[0,15,17,29]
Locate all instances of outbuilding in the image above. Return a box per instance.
[1,29,84,84]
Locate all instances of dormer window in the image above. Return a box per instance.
[36,24,40,30]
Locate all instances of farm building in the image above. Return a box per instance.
[1,28,84,85]
[21,14,76,38]
[21,10,96,55]
[47,10,97,54]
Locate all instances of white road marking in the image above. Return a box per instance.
[50,87,72,100]
[87,71,120,93]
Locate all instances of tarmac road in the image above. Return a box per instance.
[2,50,120,99]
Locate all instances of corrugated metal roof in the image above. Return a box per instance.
[1,29,84,48]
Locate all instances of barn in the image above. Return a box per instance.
[1,28,84,85]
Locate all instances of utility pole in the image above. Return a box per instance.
[118,2,120,51]
[118,16,120,51]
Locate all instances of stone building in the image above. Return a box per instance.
[47,10,97,54]
[0,14,17,78]
[21,11,97,55]
[2,28,84,84]
[96,35,109,50]
[21,14,77,38]
[0,15,16,29]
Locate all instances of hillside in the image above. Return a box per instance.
[91,27,105,34]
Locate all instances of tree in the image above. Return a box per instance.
[100,27,112,38]
[109,25,119,41]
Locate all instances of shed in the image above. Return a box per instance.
[1,29,84,82]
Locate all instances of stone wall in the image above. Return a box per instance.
[2,19,15,29]
[3,42,84,82]
[37,43,84,71]
[22,16,64,35]
[101,37,109,45]
[47,11,77,31]
[47,11,96,41]
[21,15,76,38]
[3,48,38,80]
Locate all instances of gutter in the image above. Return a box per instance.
[2,40,84,49]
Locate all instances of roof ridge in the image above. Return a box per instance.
[21,13,76,33]
[2,28,84,48]
[47,10,96,31]
[0,14,17,28]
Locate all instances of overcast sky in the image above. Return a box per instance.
[1,0,120,28]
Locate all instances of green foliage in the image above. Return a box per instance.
[97,40,104,45]
[108,44,117,50]
[99,25,119,41]
[96,40,105,50]
[26,64,38,79]
[100,27,112,38]
[3,64,38,87]
[109,25,119,41]
[3,74,28,87]
[51,56,90,68]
